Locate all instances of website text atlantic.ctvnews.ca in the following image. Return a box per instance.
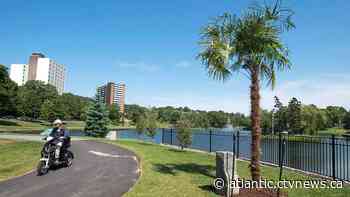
[213,178,344,190]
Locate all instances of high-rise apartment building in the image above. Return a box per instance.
[28,53,45,81]
[9,64,29,86]
[115,83,126,114]
[9,53,66,95]
[97,82,126,113]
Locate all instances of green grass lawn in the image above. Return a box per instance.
[0,139,42,182]
[106,139,350,197]
[0,119,133,134]
[318,128,348,136]
[0,119,87,133]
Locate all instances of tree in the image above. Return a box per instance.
[197,0,294,180]
[56,93,92,120]
[273,96,288,133]
[343,111,350,130]
[125,104,148,124]
[231,113,250,129]
[156,106,181,125]
[108,104,121,125]
[17,81,58,119]
[84,99,109,137]
[189,111,210,128]
[40,100,56,122]
[207,111,227,128]
[176,117,192,150]
[326,106,347,128]
[301,105,327,135]
[135,115,147,137]
[287,97,302,134]
[0,65,19,117]
[261,110,272,134]
[145,111,158,139]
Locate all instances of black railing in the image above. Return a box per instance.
[160,128,350,182]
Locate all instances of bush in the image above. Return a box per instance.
[136,115,147,137]
[146,111,158,139]
[176,118,192,150]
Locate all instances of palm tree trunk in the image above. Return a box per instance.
[250,67,261,181]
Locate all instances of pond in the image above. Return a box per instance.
[116,128,350,181]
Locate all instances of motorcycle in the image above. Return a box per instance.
[37,136,74,176]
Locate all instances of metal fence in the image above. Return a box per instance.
[160,128,350,182]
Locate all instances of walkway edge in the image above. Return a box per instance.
[0,169,35,184]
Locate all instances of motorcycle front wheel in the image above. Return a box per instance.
[65,151,74,167]
[37,161,49,176]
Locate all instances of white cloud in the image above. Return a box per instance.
[261,74,350,110]
[175,61,191,68]
[116,61,159,72]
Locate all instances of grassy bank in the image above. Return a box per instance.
[318,128,348,136]
[0,119,129,134]
[0,139,42,181]
[0,119,86,133]
[107,139,349,197]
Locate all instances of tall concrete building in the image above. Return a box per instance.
[9,64,29,86]
[97,82,126,113]
[9,53,66,95]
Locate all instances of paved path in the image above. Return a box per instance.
[0,141,140,197]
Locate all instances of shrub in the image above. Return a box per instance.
[176,118,192,150]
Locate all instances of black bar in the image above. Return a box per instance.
[332,135,336,180]
[311,137,316,172]
[343,141,346,181]
[170,128,173,145]
[233,132,236,156]
[209,129,212,152]
[161,128,164,144]
[279,133,282,167]
[344,141,350,181]
[231,131,235,194]
[236,130,240,158]
[279,136,286,179]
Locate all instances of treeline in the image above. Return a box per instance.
[261,97,350,135]
[2,64,350,134]
[124,97,350,135]
[125,104,250,129]
[0,65,92,121]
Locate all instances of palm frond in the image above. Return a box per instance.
[197,13,240,82]
[197,0,295,86]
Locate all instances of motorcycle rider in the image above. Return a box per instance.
[49,119,70,163]
[59,121,71,149]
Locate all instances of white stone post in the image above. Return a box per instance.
[216,151,239,196]
[106,131,117,140]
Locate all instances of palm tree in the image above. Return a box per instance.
[197,0,295,180]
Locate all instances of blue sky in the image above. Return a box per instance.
[1,0,349,114]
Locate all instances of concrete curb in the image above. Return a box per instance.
[0,169,35,184]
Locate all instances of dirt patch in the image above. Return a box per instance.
[0,139,16,145]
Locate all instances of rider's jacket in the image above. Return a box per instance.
[50,128,65,138]
[41,128,70,138]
